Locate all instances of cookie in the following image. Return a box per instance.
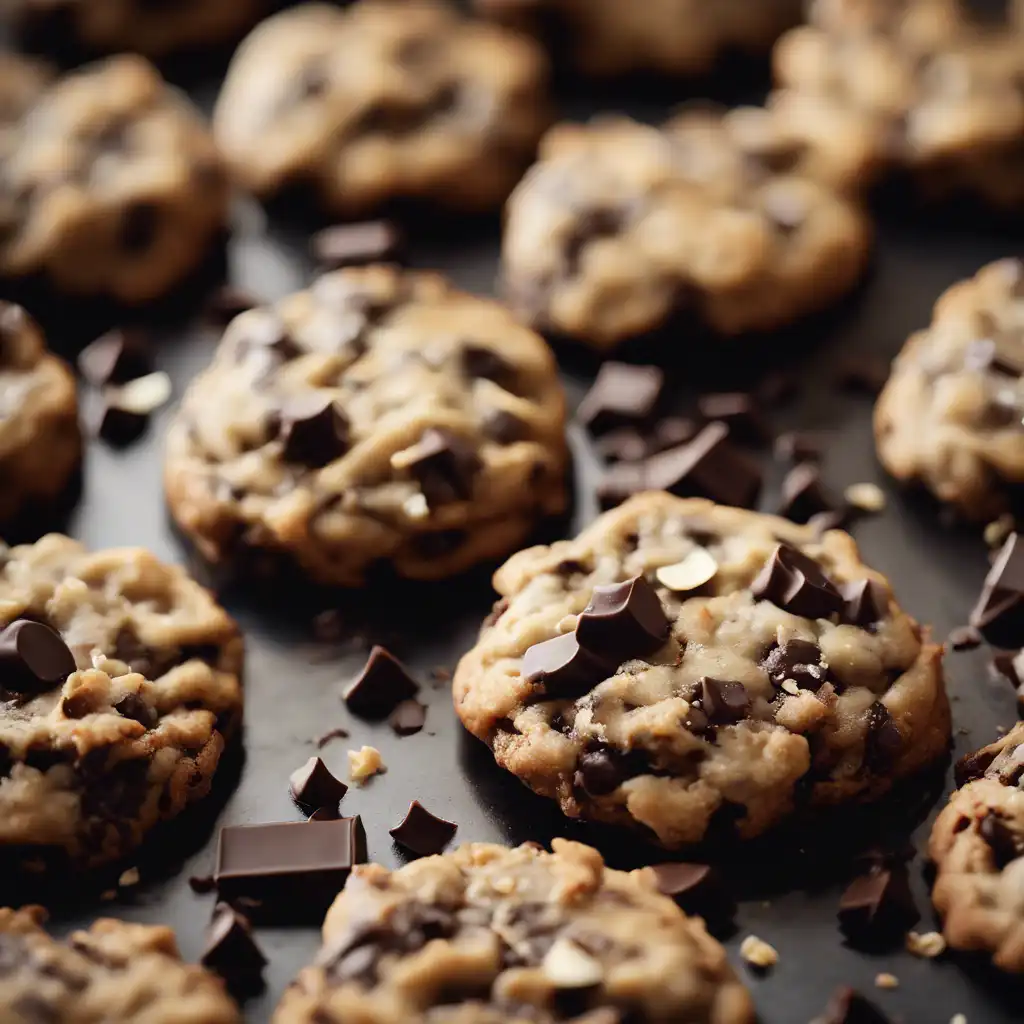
[273,839,755,1024]
[0,534,243,875]
[930,722,1024,971]
[501,110,872,352]
[164,265,568,588]
[875,259,1024,523]
[213,1,550,217]
[0,905,240,1022]
[5,0,266,60]
[477,0,801,78]
[772,0,1024,206]
[0,54,229,305]
[0,302,81,532]
[454,493,949,848]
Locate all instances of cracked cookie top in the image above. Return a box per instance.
[274,839,755,1024]
[0,534,243,873]
[213,1,551,215]
[454,493,949,848]
[0,906,240,1022]
[501,110,871,350]
[875,258,1024,522]
[165,265,568,587]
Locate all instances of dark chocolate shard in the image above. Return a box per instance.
[77,328,152,386]
[574,745,648,796]
[970,533,1024,647]
[575,576,670,663]
[388,698,427,736]
[837,863,919,946]
[389,800,457,857]
[648,862,735,922]
[979,811,1020,868]
[397,428,481,506]
[94,401,149,447]
[750,543,844,619]
[841,579,888,628]
[343,646,420,719]
[811,986,893,1024]
[577,362,664,436]
[289,756,349,814]
[521,633,612,700]
[312,220,403,269]
[696,392,767,444]
[309,805,341,821]
[777,463,835,524]
[699,678,750,724]
[278,397,350,468]
[200,903,267,1000]
[189,874,216,894]
[0,620,76,695]
[461,345,515,386]
[762,639,828,691]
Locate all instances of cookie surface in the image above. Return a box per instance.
[273,839,755,1024]
[930,722,1024,971]
[165,265,568,587]
[501,110,871,351]
[0,534,243,874]
[772,0,1024,205]
[875,259,1024,522]
[0,905,240,1022]
[0,303,80,531]
[213,1,550,216]
[454,493,949,848]
[0,53,229,304]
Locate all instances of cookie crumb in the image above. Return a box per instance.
[739,935,778,969]
[315,726,350,748]
[348,745,386,783]
[874,972,899,990]
[844,482,886,513]
[985,514,1015,549]
[906,930,946,958]
[118,867,140,887]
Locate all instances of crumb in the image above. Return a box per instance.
[906,930,947,958]
[118,867,140,887]
[348,745,386,783]
[739,935,778,969]
[875,972,899,990]
[984,514,1015,549]
[844,482,886,513]
[315,726,350,748]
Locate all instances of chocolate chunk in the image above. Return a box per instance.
[482,409,528,445]
[696,392,767,444]
[644,421,763,510]
[955,746,1000,788]
[200,903,266,999]
[389,800,457,857]
[840,579,887,628]
[277,397,349,468]
[577,363,664,436]
[203,285,259,326]
[311,220,403,269]
[309,806,341,821]
[288,756,348,814]
[113,693,157,727]
[189,874,216,894]
[77,329,151,386]
[395,429,481,506]
[980,811,1020,868]
[575,576,669,663]
[812,987,892,1024]
[648,862,735,922]
[837,863,919,945]
[461,345,515,386]
[774,431,822,463]
[594,428,649,464]
[834,356,890,396]
[863,702,903,773]
[970,533,1024,646]
[763,639,827,690]
[948,625,983,651]
[521,633,612,700]
[388,698,427,736]
[777,463,835,524]
[343,646,419,719]
[214,816,367,923]
[0,620,76,695]
[699,678,750,723]
[750,543,844,619]
[575,748,628,796]
[94,400,149,447]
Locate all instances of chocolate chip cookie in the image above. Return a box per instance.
[454,493,949,848]
[930,722,1024,972]
[875,259,1024,522]
[164,265,568,587]
[273,839,755,1024]
[0,534,243,875]
[501,110,872,351]
[476,0,801,78]
[0,302,80,532]
[0,54,229,305]
[213,1,550,217]
[772,0,1024,206]
[0,905,240,1021]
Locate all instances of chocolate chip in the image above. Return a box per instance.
[113,693,157,727]
[0,620,76,695]
[521,633,612,700]
[594,428,649,464]
[94,400,149,447]
[277,398,350,468]
[648,862,735,922]
[389,801,457,857]
[751,543,844,619]
[980,811,1020,868]
[311,220,404,269]
[203,286,260,326]
[120,200,160,253]
[189,874,216,894]
[777,463,836,524]
[763,639,828,690]
[863,702,902,773]
[309,805,340,821]
[841,579,887,628]
[576,363,664,436]
[696,392,767,444]
[698,677,750,724]
[482,409,528,445]
[833,356,890,396]
[388,698,427,736]
[970,533,1024,646]
[77,329,152,386]
[575,576,669,664]
[948,625,983,651]
[573,746,648,797]
[343,646,419,719]
[289,756,349,814]
[774,431,822,463]
[395,429,481,506]
[200,903,266,1000]
[812,987,893,1024]
[837,863,919,946]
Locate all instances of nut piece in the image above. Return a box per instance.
[655,549,718,592]
[906,930,946,958]
[113,371,173,414]
[875,972,899,990]
[739,934,779,969]
[541,937,604,988]
[347,745,386,784]
[844,482,886,513]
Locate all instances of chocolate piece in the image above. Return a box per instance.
[203,285,259,326]
[812,987,892,1024]
[763,639,828,691]
[970,533,1024,646]
[482,408,528,444]
[750,543,844,619]
[189,874,216,894]
[649,416,699,454]
[214,816,367,923]
[309,806,341,821]
[574,747,644,796]
[200,903,267,999]
[696,392,767,444]
[288,756,349,814]
[837,863,919,945]
[461,345,515,386]
[278,398,350,468]
[955,746,1000,788]
[575,576,669,663]
[521,633,612,700]
[841,579,887,628]
[594,428,649,464]
[94,400,149,447]
[648,862,735,922]
[778,463,835,524]
[315,727,350,747]
[389,800,457,857]
[312,220,403,269]
[980,811,1020,868]
[388,698,427,736]
[343,646,419,719]
[863,701,903,772]
[948,625,983,651]
[113,693,157,727]
[644,421,763,510]
[774,431,822,463]
[699,678,750,723]
[396,429,481,506]
[0,619,76,695]
[77,328,152,386]
[834,356,889,396]
[576,362,664,436]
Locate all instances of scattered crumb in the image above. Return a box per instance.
[739,935,778,969]
[315,726,350,748]
[348,745,386,783]
[118,867,140,887]
[874,972,899,990]
[984,514,1015,549]
[844,482,886,513]
[906,930,947,958]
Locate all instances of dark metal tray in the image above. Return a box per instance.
[19,48,1024,1024]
